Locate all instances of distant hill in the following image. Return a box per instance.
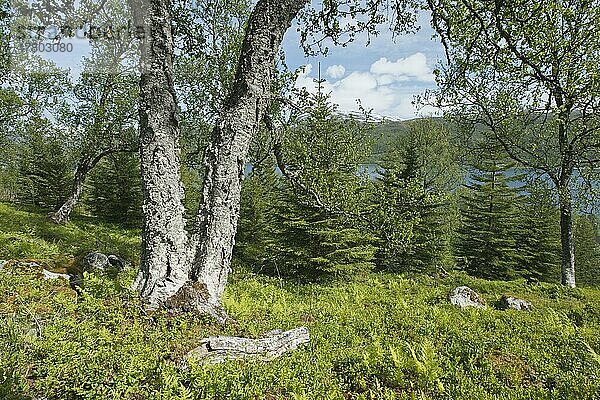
[364,117,447,163]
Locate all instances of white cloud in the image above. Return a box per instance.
[326,64,346,79]
[295,63,323,92]
[294,53,439,119]
[370,53,435,83]
[299,63,312,76]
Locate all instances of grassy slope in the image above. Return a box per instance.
[1,203,600,399]
[0,203,140,266]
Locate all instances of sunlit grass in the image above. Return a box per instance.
[0,202,140,263]
[1,202,599,399]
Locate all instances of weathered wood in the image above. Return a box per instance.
[186,327,310,364]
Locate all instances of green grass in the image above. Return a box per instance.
[0,202,140,266]
[1,202,600,399]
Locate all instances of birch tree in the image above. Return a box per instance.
[49,71,139,224]
[48,0,140,224]
[426,0,600,287]
[133,0,419,320]
[47,0,250,224]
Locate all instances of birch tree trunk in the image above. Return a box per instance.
[557,115,576,288]
[49,150,125,224]
[559,186,576,288]
[49,158,94,224]
[132,0,190,308]
[189,0,307,310]
[133,0,308,318]
[49,71,127,225]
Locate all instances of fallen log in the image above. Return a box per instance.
[186,327,310,365]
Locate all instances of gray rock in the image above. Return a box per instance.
[449,286,486,309]
[42,269,71,281]
[83,252,109,271]
[69,274,84,291]
[107,254,127,270]
[0,260,6,270]
[498,295,532,311]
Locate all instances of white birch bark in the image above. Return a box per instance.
[189,0,308,311]
[133,0,190,307]
[133,0,308,318]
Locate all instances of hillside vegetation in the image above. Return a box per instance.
[1,203,600,399]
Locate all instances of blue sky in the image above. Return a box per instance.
[283,11,444,119]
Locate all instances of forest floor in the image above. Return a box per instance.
[1,202,600,399]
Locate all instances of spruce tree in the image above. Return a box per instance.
[85,152,142,225]
[515,183,561,282]
[371,165,427,271]
[234,167,282,271]
[0,89,21,201]
[456,156,522,280]
[17,124,72,209]
[264,85,377,278]
[270,185,377,278]
[371,119,457,273]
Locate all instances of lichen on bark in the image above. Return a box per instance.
[133,0,308,320]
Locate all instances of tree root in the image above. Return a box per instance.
[162,281,230,324]
[47,211,67,225]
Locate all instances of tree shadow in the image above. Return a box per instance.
[233,259,366,287]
